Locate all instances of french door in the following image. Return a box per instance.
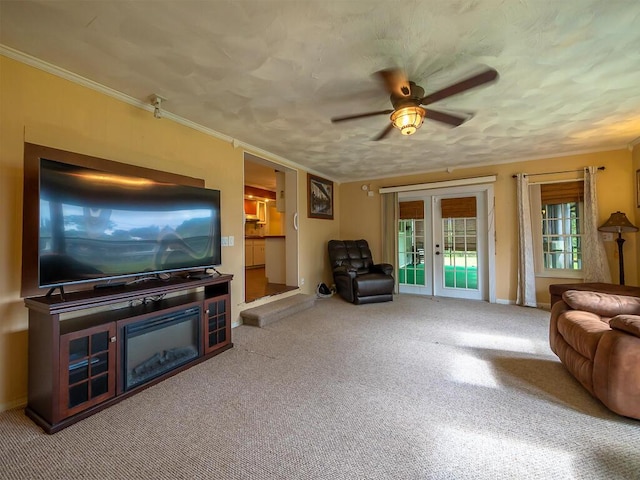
[433,193,484,300]
[398,185,494,301]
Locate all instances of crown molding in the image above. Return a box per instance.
[0,44,236,143]
[629,136,640,149]
[0,45,341,182]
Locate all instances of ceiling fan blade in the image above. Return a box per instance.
[331,109,393,123]
[375,68,412,97]
[372,123,395,141]
[420,68,498,106]
[424,109,470,127]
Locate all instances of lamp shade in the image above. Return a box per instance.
[598,211,639,233]
[390,106,426,136]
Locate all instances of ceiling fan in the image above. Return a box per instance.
[331,67,499,141]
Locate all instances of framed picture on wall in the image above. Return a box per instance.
[637,170,640,208]
[307,173,333,219]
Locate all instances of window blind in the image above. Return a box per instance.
[540,181,583,205]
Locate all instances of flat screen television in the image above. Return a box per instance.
[35,158,222,289]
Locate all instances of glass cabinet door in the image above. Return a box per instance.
[59,323,116,419]
[204,295,231,354]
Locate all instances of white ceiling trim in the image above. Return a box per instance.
[0,44,339,182]
[379,175,497,194]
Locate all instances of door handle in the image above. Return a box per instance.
[293,212,299,231]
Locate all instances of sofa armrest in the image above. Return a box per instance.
[371,263,393,276]
[549,300,572,356]
[610,314,640,338]
[333,265,356,279]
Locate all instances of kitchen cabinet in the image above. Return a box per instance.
[245,238,266,267]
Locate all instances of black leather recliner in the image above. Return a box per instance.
[328,239,394,304]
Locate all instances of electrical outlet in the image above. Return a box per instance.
[300,277,305,286]
[228,236,234,246]
[601,232,613,242]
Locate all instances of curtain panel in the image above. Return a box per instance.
[516,174,537,307]
[381,192,399,294]
[582,166,611,283]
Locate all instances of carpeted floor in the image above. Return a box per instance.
[1,294,639,479]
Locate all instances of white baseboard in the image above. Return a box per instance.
[496,298,551,311]
[496,298,515,305]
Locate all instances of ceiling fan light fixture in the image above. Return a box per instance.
[391,106,426,136]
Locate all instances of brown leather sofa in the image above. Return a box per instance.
[549,289,640,420]
[328,239,394,304]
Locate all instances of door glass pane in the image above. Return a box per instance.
[442,213,478,290]
[91,374,108,397]
[91,331,109,353]
[69,383,88,408]
[69,361,89,385]
[92,353,109,375]
[398,218,425,286]
[69,337,88,362]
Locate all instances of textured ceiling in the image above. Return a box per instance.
[1,0,640,183]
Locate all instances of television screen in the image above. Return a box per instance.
[38,159,221,288]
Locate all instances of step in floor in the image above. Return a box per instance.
[240,293,316,327]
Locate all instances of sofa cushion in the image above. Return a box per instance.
[557,310,610,361]
[562,291,640,317]
[550,283,640,306]
[610,314,640,337]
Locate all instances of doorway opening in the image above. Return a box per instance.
[244,154,299,303]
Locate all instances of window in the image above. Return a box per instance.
[530,181,583,278]
[541,202,581,270]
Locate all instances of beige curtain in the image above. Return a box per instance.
[582,166,611,282]
[381,192,399,293]
[516,174,537,307]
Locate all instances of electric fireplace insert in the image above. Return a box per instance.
[121,306,201,392]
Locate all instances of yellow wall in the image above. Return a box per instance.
[633,143,640,275]
[0,56,340,410]
[298,172,342,289]
[340,150,637,303]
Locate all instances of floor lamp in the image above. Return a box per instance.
[598,211,638,285]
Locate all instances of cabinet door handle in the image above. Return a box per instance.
[110,336,116,343]
[293,212,299,231]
